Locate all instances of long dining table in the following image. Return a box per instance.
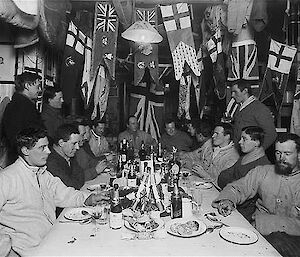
[30,172,281,256]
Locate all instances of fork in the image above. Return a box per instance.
[204,212,229,227]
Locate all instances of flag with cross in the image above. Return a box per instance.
[60,21,91,105]
[259,39,296,112]
[129,71,164,142]
[92,2,119,80]
[160,3,201,80]
[134,6,159,87]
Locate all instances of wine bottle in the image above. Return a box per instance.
[127,164,137,187]
[171,183,182,219]
[139,140,146,161]
[120,139,128,165]
[109,184,123,229]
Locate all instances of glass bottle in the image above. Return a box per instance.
[120,139,128,165]
[127,163,137,187]
[171,183,182,219]
[139,140,146,161]
[109,184,123,229]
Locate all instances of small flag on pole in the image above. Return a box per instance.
[259,39,297,112]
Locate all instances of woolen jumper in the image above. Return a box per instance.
[2,93,44,148]
[118,129,156,151]
[0,157,89,255]
[233,99,277,149]
[41,103,64,140]
[160,129,193,152]
[75,142,106,181]
[214,165,300,236]
[218,154,270,221]
[46,148,85,189]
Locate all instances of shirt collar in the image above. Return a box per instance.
[18,157,47,174]
[240,95,256,111]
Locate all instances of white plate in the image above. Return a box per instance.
[124,218,164,233]
[219,227,258,245]
[64,207,94,221]
[166,218,207,238]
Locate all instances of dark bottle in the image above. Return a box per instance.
[139,141,146,161]
[120,139,128,165]
[127,139,134,161]
[127,164,137,187]
[171,183,182,219]
[109,184,123,229]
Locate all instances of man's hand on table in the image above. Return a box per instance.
[192,164,211,180]
[84,192,110,206]
[212,199,235,217]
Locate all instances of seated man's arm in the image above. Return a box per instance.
[212,166,268,216]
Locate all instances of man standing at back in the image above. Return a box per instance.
[230,79,277,150]
[41,85,64,141]
[2,72,44,163]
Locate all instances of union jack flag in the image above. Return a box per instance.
[96,3,117,32]
[228,40,259,83]
[136,8,156,26]
[130,82,164,142]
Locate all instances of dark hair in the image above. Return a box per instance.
[127,115,137,125]
[15,72,41,92]
[195,120,213,138]
[53,124,79,144]
[276,133,300,152]
[164,117,176,126]
[242,126,265,147]
[43,86,61,104]
[15,127,48,157]
[230,79,253,96]
[215,122,234,141]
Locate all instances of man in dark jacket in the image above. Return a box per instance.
[41,86,64,141]
[46,123,85,190]
[2,72,44,163]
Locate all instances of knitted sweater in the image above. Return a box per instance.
[46,148,85,190]
[214,165,300,236]
[233,99,277,149]
[160,130,193,152]
[0,158,89,255]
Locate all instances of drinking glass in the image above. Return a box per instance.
[191,188,203,218]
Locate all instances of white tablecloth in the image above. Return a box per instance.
[30,174,281,256]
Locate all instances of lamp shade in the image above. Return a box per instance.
[121,21,163,44]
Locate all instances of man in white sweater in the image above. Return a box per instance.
[0,127,107,256]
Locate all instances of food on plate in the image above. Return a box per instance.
[170,220,200,235]
[126,213,160,232]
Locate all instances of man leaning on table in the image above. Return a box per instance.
[0,127,107,256]
[212,133,300,257]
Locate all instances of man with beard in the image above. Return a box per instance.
[212,133,300,256]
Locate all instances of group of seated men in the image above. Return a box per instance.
[0,72,299,257]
